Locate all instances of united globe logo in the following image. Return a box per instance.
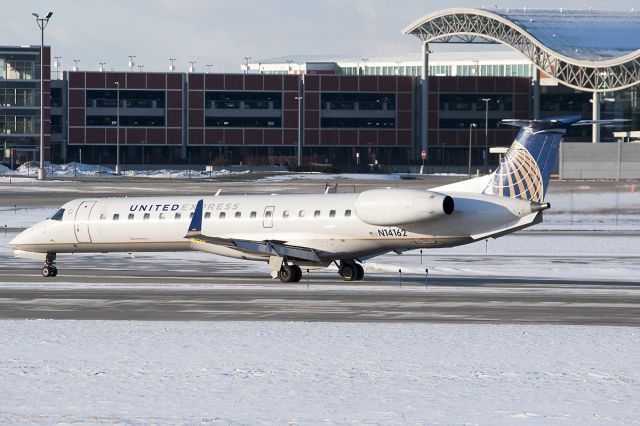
[483,141,544,203]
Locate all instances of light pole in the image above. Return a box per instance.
[169,58,176,72]
[295,96,303,167]
[468,123,477,178]
[243,57,251,74]
[206,64,213,73]
[99,62,106,72]
[361,58,369,75]
[114,82,120,174]
[32,11,53,181]
[481,98,491,168]
[189,61,196,73]
[137,64,144,72]
[53,56,61,80]
[128,55,136,72]
[72,59,80,71]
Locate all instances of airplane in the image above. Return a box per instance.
[8,115,620,282]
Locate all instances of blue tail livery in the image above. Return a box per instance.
[483,115,625,203]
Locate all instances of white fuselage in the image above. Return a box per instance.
[10,189,541,264]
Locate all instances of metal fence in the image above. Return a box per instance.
[559,142,640,180]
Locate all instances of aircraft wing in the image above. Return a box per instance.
[184,199,322,263]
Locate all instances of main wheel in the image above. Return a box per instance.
[291,265,303,283]
[278,265,294,283]
[50,266,58,277]
[42,266,52,277]
[341,264,356,281]
[355,264,364,281]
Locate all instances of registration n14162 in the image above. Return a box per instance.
[377,228,407,237]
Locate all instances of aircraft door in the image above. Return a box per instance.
[263,206,275,228]
[74,201,96,243]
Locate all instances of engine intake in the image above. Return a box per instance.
[354,189,454,226]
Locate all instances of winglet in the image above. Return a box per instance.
[185,199,204,238]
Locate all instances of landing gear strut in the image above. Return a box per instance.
[42,253,58,278]
[277,261,302,283]
[338,260,364,282]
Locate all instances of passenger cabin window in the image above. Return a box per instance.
[159,213,166,220]
[100,214,107,220]
[175,212,181,220]
[128,213,134,220]
[50,209,65,221]
[235,212,241,219]
[329,210,336,218]
[265,210,272,219]
[113,214,119,221]
[250,211,257,218]
[204,212,211,219]
[143,213,150,220]
[298,210,306,218]
[282,210,289,219]
[189,212,194,219]
[219,212,226,219]
[314,210,321,218]
[345,210,351,217]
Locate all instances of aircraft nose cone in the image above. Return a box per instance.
[8,228,31,249]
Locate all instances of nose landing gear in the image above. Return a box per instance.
[42,253,58,277]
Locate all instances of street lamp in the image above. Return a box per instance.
[206,64,213,73]
[361,58,369,75]
[169,58,176,72]
[189,61,196,73]
[32,11,53,180]
[481,98,491,168]
[468,123,477,177]
[243,57,251,74]
[99,62,106,72]
[128,55,136,72]
[137,64,144,72]
[72,59,80,71]
[295,96,303,167]
[114,82,121,174]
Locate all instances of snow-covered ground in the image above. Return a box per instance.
[0,321,638,424]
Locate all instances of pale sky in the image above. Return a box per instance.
[3,0,638,73]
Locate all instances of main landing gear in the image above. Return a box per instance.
[42,253,58,278]
[277,261,303,283]
[338,260,364,282]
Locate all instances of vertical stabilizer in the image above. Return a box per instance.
[483,115,581,202]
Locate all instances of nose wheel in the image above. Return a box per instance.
[42,253,58,278]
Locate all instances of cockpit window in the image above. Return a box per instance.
[50,209,65,221]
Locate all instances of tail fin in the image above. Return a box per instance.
[482,115,627,203]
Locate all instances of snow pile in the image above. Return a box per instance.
[0,321,638,424]
[260,172,404,182]
[0,164,10,174]
[12,162,117,177]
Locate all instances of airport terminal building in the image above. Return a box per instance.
[2,7,639,171]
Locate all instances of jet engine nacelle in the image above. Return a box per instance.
[354,189,454,226]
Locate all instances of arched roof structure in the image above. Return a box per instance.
[403,8,640,92]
